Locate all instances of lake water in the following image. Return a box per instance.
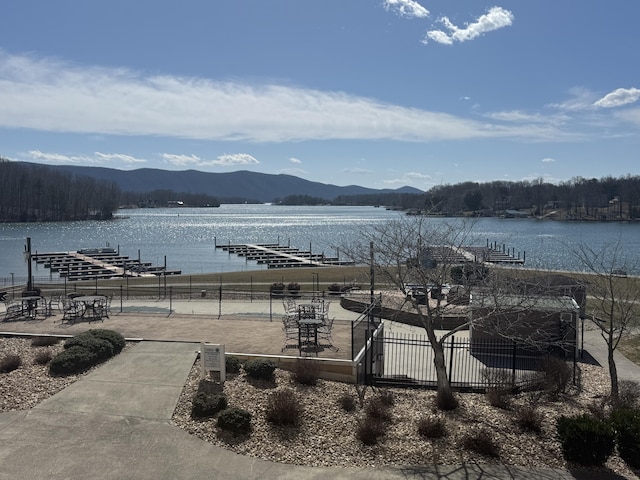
[1,204,639,282]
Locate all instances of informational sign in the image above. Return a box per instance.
[200,343,226,382]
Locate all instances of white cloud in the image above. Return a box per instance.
[383,0,429,18]
[0,51,573,144]
[214,153,259,166]
[94,152,146,163]
[162,152,258,167]
[541,157,556,163]
[424,7,514,45]
[594,88,640,108]
[162,153,202,167]
[28,149,146,165]
[289,157,302,164]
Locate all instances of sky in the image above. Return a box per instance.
[1,0,639,192]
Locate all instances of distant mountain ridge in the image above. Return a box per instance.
[34,164,423,203]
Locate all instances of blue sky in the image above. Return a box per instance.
[1,0,639,191]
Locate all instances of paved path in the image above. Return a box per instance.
[1,300,639,479]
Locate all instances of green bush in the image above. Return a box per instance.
[49,346,99,375]
[217,407,252,434]
[0,354,22,373]
[86,329,126,354]
[191,392,228,419]
[225,356,241,374]
[609,408,640,469]
[244,358,276,381]
[266,388,302,427]
[556,414,615,466]
[64,332,114,361]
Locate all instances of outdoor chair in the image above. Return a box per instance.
[48,294,63,317]
[61,299,81,324]
[317,316,338,351]
[281,315,299,351]
[3,301,22,321]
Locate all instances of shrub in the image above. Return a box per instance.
[515,405,543,433]
[538,357,572,398]
[265,388,302,427]
[375,390,395,407]
[461,429,500,457]
[482,368,513,409]
[356,417,386,445]
[225,356,241,374]
[293,359,320,386]
[49,346,99,375]
[287,282,300,294]
[86,329,126,354]
[556,414,615,466]
[191,392,228,418]
[33,349,53,365]
[328,283,342,295]
[0,354,22,373]
[217,407,252,434]
[64,332,114,361]
[609,408,640,469]
[417,416,447,439]
[244,358,276,381]
[338,393,357,412]
[617,380,640,410]
[365,396,392,422]
[31,336,60,347]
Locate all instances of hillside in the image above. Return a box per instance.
[36,164,422,203]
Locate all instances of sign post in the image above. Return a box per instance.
[200,343,226,383]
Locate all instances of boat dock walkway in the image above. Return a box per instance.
[216,242,355,268]
[32,248,181,281]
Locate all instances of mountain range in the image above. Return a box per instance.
[38,164,423,203]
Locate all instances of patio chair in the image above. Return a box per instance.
[3,301,22,321]
[282,315,299,351]
[48,294,63,317]
[317,316,338,351]
[61,299,81,324]
[312,299,330,321]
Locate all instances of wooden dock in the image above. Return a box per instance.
[216,242,355,269]
[32,248,181,281]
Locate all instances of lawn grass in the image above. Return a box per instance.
[620,334,640,366]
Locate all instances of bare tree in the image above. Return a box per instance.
[573,238,640,405]
[344,215,581,410]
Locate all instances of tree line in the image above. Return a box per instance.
[337,175,640,220]
[0,158,119,222]
[0,159,222,222]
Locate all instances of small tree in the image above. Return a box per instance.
[572,238,640,405]
[344,215,573,410]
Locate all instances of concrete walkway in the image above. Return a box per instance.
[1,300,639,479]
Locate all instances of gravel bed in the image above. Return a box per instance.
[170,358,638,477]
[1,336,637,478]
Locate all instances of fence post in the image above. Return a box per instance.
[512,341,517,386]
[448,336,455,383]
[119,285,123,313]
[169,286,173,314]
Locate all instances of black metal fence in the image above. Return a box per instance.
[366,331,575,391]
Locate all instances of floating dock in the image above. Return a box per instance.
[216,242,355,269]
[32,248,181,281]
